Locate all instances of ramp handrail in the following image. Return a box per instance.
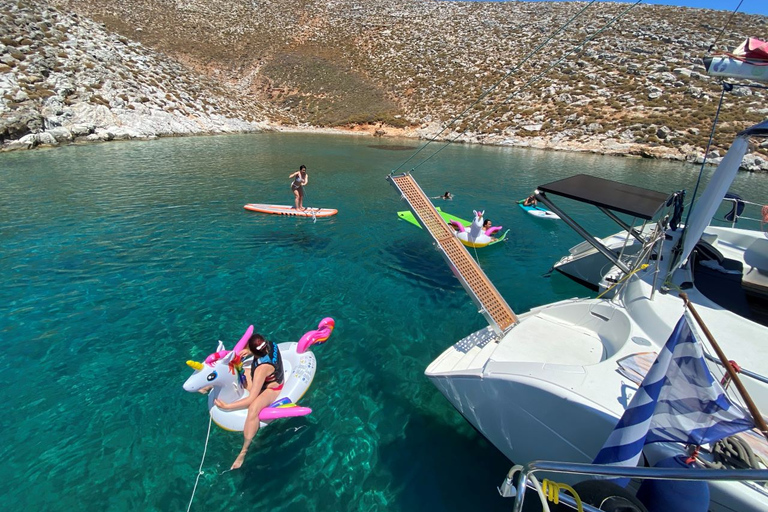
[388,172,517,334]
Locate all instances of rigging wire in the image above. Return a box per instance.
[708,0,744,53]
[682,83,730,228]
[391,0,600,174]
[405,0,643,173]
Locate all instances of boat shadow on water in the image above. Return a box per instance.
[376,399,516,512]
[246,231,335,252]
[333,341,524,511]
[382,239,464,291]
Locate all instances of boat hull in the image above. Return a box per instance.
[427,372,613,471]
[427,361,768,512]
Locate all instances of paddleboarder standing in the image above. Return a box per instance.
[289,165,308,210]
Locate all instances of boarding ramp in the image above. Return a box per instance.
[388,172,518,335]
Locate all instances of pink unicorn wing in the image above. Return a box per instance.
[485,226,502,236]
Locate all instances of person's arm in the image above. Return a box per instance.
[289,171,298,179]
[215,364,273,410]
[302,174,308,186]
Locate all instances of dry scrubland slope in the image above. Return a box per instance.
[0,0,294,147]
[3,0,768,161]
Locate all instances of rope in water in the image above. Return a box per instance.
[391,0,600,174]
[186,415,213,512]
[407,0,643,173]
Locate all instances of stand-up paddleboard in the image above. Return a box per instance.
[244,204,338,218]
[517,202,560,220]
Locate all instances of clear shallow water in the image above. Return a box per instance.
[1,133,767,511]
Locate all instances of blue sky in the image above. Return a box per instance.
[476,1,768,16]
[634,1,766,15]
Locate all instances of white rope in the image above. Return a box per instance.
[186,414,213,512]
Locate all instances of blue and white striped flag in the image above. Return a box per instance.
[593,312,754,470]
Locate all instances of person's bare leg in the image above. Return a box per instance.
[298,189,305,210]
[231,388,280,469]
[293,188,300,209]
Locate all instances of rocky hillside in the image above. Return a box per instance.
[2,0,768,169]
[0,0,294,149]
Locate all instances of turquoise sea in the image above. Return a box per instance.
[2,133,767,511]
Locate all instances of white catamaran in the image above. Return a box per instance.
[388,119,768,512]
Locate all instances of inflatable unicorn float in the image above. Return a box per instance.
[183,318,334,431]
[449,210,503,248]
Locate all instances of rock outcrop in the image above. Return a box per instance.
[0,0,293,150]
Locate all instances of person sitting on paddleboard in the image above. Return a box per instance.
[523,194,537,207]
[289,165,308,210]
[214,333,285,470]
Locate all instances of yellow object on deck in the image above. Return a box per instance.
[388,172,518,335]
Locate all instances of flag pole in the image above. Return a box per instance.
[679,292,768,440]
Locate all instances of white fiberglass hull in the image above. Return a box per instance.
[426,290,768,511]
[427,371,614,468]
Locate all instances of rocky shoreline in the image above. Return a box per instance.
[0,0,287,151]
[6,114,767,173]
[2,0,767,171]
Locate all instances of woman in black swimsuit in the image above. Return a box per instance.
[214,333,285,469]
[289,165,308,210]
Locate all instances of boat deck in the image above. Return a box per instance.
[743,237,768,297]
[492,312,606,366]
[388,172,517,334]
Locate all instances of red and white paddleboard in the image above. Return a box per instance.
[244,204,338,218]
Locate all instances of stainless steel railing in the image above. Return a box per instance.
[501,459,768,512]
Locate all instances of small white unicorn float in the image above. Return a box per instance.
[449,210,503,248]
[183,318,334,431]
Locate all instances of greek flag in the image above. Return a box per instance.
[593,312,754,469]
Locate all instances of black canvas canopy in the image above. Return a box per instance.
[537,174,670,220]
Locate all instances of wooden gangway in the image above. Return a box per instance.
[388,172,518,335]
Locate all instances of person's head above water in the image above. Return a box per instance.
[299,165,307,173]
[443,191,452,198]
[483,219,492,229]
[248,333,269,357]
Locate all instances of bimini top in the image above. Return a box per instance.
[537,174,669,220]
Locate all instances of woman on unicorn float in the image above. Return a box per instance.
[214,332,285,469]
